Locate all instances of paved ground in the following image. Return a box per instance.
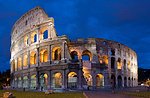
[84,91,139,98]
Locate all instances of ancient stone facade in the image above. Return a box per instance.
[10,7,138,91]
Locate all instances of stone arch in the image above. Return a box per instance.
[52,72,62,88]
[117,58,122,69]
[67,72,78,89]
[39,73,48,90]
[124,77,127,87]
[17,57,22,70]
[30,51,36,65]
[117,75,122,88]
[102,55,108,65]
[23,76,28,88]
[30,75,36,89]
[23,54,28,67]
[128,77,130,87]
[111,49,115,56]
[70,51,78,61]
[40,49,48,62]
[124,59,126,70]
[31,31,37,43]
[39,27,48,40]
[24,35,29,46]
[84,73,92,86]
[18,77,22,88]
[52,47,61,60]
[111,57,115,69]
[82,50,92,61]
[111,75,116,88]
[11,60,15,72]
[96,74,104,87]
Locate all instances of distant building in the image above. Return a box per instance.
[10,7,138,90]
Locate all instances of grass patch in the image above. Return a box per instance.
[0,90,85,98]
[122,91,150,98]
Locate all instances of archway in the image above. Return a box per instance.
[52,47,61,60]
[84,74,92,86]
[124,77,127,87]
[30,75,36,89]
[23,76,28,88]
[70,51,78,61]
[118,75,122,88]
[68,72,77,89]
[111,75,116,88]
[31,31,37,43]
[128,77,130,87]
[111,57,115,69]
[18,77,22,88]
[96,74,104,87]
[82,50,92,61]
[30,51,36,65]
[39,73,48,90]
[40,49,48,62]
[53,72,62,88]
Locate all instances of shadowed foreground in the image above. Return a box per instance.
[0,90,85,98]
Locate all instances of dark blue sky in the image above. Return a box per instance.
[0,0,150,71]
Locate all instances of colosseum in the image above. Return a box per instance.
[10,7,138,91]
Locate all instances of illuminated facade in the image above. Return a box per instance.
[10,7,138,91]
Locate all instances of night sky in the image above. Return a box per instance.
[0,0,150,71]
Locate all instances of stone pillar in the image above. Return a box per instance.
[104,71,110,88]
[62,69,67,89]
[28,51,30,68]
[48,70,51,89]
[36,69,39,90]
[28,73,31,89]
[48,45,52,64]
[92,70,96,90]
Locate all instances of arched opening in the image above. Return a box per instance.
[118,75,122,88]
[117,58,122,69]
[102,55,108,65]
[128,77,130,87]
[111,49,115,56]
[43,30,48,39]
[24,36,29,46]
[14,78,17,88]
[68,72,77,89]
[12,60,15,72]
[30,75,36,89]
[40,49,48,63]
[17,57,22,70]
[82,50,92,61]
[40,27,48,40]
[23,54,28,67]
[111,75,116,88]
[127,61,131,69]
[23,76,28,88]
[53,72,62,88]
[18,77,22,88]
[30,51,36,65]
[111,57,115,69]
[70,51,78,61]
[31,31,37,43]
[84,74,92,86]
[96,74,104,87]
[52,47,61,60]
[40,73,48,90]
[124,59,126,70]
[124,77,127,87]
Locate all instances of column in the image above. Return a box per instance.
[48,45,52,64]
[48,70,51,89]
[28,51,30,68]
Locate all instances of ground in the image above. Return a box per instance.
[0,86,150,98]
[0,90,85,98]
